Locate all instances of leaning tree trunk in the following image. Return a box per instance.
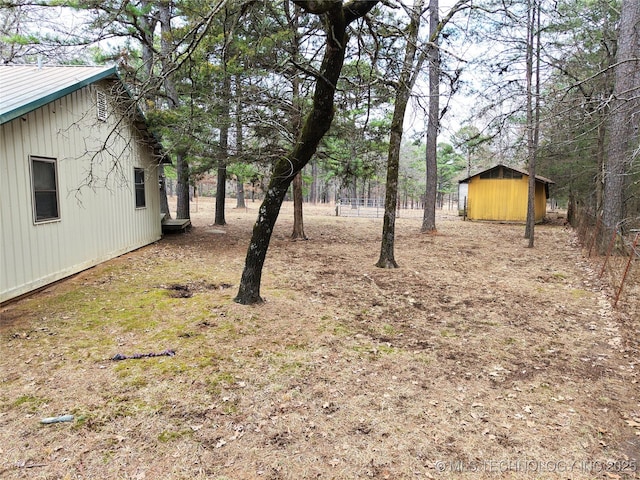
[234,1,379,305]
[377,0,424,268]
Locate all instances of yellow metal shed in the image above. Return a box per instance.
[459,164,554,222]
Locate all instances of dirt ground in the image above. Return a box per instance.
[1,197,639,479]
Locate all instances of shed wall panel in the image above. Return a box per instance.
[466,176,549,222]
[468,177,529,221]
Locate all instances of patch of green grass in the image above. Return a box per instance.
[221,401,239,415]
[153,359,191,376]
[570,289,589,299]
[195,356,217,368]
[332,323,352,336]
[101,451,114,464]
[105,395,150,419]
[316,315,353,337]
[265,288,295,300]
[352,343,398,356]
[158,429,192,442]
[475,320,500,327]
[376,344,397,355]
[71,414,89,429]
[215,321,239,338]
[13,394,49,412]
[114,363,136,376]
[278,360,305,374]
[124,375,149,388]
[439,329,458,338]
[413,353,433,365]
[206,372,236,395]
[382,324,398,336]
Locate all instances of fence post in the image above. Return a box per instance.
[599,227,620,278]
[613,231,640,307]
[587,213,602,257]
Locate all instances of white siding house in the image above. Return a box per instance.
[0,65,166,303]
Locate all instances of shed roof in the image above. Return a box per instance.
[0,65,117,124]
[0,65,167,162]
[458,163,554,184]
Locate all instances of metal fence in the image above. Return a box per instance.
[575,210,640,309]
[336,197,459,219]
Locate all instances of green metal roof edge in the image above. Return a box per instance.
[0,66,118,125]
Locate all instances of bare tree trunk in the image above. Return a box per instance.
[235,1,379,305]
[215,8,236,226]
[602,0,640,232]
[215,164,227,224]
[236,179,246,209]
[421,0,439,233]
[159,173,171,218]
[595,121,606,213]
[140,2,171,219]
[288,2,307,240]
[235,74,246,209]
[159,1,189,219]
[215,72,231,225]
[310,161,318,204]
[291,172,307,240]
[525,0,541,247]
[377,0,424,268]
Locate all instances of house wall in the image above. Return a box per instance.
[1,81,161,303]
[467,176,547,222]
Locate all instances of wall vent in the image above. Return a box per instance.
[96,90,107,121]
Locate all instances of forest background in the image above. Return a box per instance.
[1,0,639,301]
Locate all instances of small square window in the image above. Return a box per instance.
[31,156,60,223]
[134,168,146,208]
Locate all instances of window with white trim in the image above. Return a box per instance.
[134,168,146,208]
[31,156,60,223]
